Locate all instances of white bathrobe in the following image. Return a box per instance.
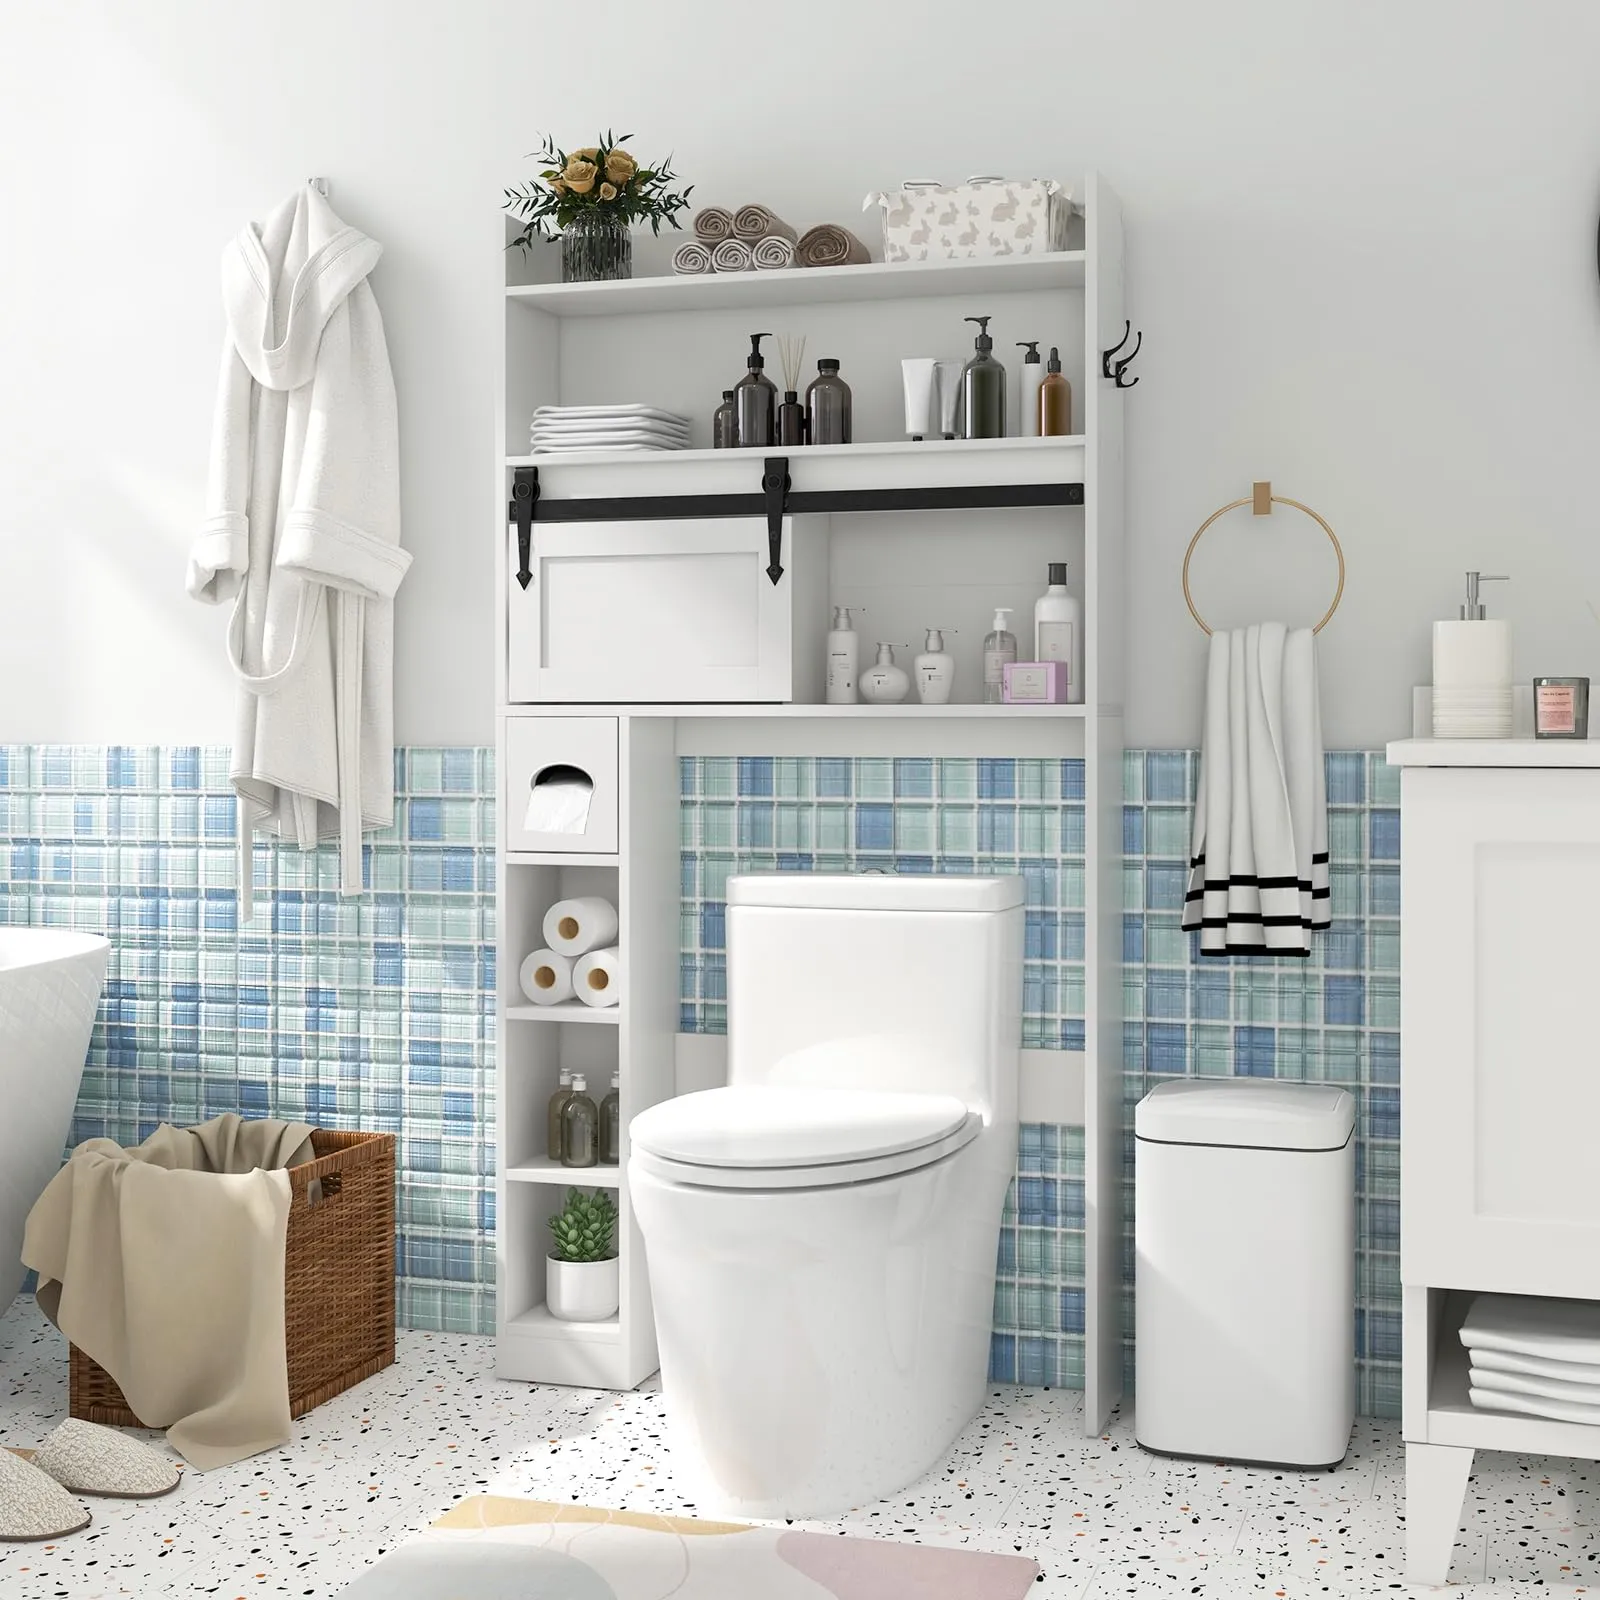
[187,184,410,918]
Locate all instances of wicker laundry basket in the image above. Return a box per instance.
[69,1129,396,1427]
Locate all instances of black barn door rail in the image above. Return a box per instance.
[509,457,1085,587]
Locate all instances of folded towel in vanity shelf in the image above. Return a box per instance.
[692,205,735,243]
[731,203,797,243]
[22,1113,316,1469]
[751,233,797,270]
[1471,1344,1600,1386]
[1469,1384,1600,1427]
[1460,1293,1600,1364]
[1470,1364,1600,1407]
[710,237,754,272]
[671,238,715,275]
[1182,624,1329,956]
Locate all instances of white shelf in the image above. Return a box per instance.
[507,435,1085,471]
[502,702,1088,719]
[505,1161,623,1187]
[1427,1324,1600,1460]
[506,1303,621,1342]
[1388,737,1600,768]
[505,1000,621,1024]
[507,251,1087,318]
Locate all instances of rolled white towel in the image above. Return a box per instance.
[692,205,734,243]
[732,203,797,243]
[751,234,796,270]
[711,237,754,273]
[671,238,714,275]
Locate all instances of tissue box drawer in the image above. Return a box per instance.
[504,716,619,855]
[506,515,827,704]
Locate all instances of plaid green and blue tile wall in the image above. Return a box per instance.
[0,745,1401,1415]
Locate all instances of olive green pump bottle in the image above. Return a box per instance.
[958,315,1006,439]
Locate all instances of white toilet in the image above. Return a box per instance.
[628,872,1022,1519]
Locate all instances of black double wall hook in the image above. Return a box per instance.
[1100,320,1142,388]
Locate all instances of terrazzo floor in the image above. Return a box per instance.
[2,1295,1597,1599]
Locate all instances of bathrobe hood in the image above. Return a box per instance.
[221,188,383,393]
[188,182,409,919]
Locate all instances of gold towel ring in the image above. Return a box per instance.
[1182,481,1346,636]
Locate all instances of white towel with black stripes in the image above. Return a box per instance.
[1182,623,1330,956]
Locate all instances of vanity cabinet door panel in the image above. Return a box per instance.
[1401,766,1600,1297]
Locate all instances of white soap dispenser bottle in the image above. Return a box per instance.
[859,643,911,705]
[826,606,862,705]
[914,628,957,705]
[1034,562,1084,704]
[983,608,1018,705]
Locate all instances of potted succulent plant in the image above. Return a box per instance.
[546,1186,620,1321]
[504,131,692,283]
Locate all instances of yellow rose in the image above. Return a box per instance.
[562,158,597,194]
[599,181,618,201]
[570,147,600,161]
[550,178,568,196]
[604,149,637,184]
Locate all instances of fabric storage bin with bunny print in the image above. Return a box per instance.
[866,178,1075,262]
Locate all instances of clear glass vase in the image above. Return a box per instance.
[561,210,632,283]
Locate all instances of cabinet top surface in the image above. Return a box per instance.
[1387,738,1600,768]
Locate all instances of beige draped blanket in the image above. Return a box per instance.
[23,1113,315,1469]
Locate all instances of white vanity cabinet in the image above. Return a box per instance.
[1390,740,1600,1585]
[506,515,828,704]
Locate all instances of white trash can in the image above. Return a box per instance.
[1134,1079,1356,1467]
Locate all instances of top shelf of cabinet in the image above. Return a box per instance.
[506,251,1089,319]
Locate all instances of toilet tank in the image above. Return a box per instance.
[725,874,1024,1118]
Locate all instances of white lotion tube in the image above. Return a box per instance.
[542,896,619,957]
[574,947,622,1007]
[900,359,937,440]
[519,949,575,1005]
[934,360,964,440]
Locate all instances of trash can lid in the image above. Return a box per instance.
[1135,1080,1355,1151]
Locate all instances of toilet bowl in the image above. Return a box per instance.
[629,873,1022,1519]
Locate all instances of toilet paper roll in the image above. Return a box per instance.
[542,896,619,957]
[574,946,621,1008]
[519,948,575,1005]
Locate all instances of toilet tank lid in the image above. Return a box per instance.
[727,872,1024,912]
[1135,1080,1355,1151]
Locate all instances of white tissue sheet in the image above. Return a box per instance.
[575,946,621,1007]
[542,896,620,957]
[524,774,594,836]
[519,948,575,1006]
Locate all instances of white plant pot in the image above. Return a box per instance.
[546,1254,619,1322]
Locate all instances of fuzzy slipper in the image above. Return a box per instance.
[0,1448,90,1541]
[29,1420,180,1500]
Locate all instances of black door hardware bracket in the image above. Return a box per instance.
[762,456,791,585]
[1100,320,1142,388]
[510,466,539,590]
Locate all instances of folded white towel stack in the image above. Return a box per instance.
[529,404,691,454]
[1461,1294,1600,1423]
[1182,623,1330,956]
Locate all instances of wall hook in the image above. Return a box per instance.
[1100,320,1142,388]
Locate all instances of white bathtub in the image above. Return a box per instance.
[0,929,109,1316]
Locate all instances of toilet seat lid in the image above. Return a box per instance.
[629,1085,972,1170]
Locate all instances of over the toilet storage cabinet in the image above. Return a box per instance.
[1389,741,1600,1585]
[495,174,1126,1424]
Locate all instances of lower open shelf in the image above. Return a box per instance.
[505,1000,621,1024]
[505,1161,622,1187]
[505,1303,621,1342]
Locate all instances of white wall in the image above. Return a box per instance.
[3,0,1599,748]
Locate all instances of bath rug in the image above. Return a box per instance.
[710,237,753,273]
[732,203,797,243]
[29,1419,180,1499]
[0,1449,90,1542]
[692,205,734,243]
[337,1495,1040,1598]
[671,238,714,275]
[795,222,871,268]
[752,233,797,270]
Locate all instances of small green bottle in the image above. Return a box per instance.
[562,1073,598,1168]
[958,315,1006,440]
[546,1067,574,1161]
[600,1073,621,1165]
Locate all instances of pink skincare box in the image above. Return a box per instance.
[1002,661,1068,704]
